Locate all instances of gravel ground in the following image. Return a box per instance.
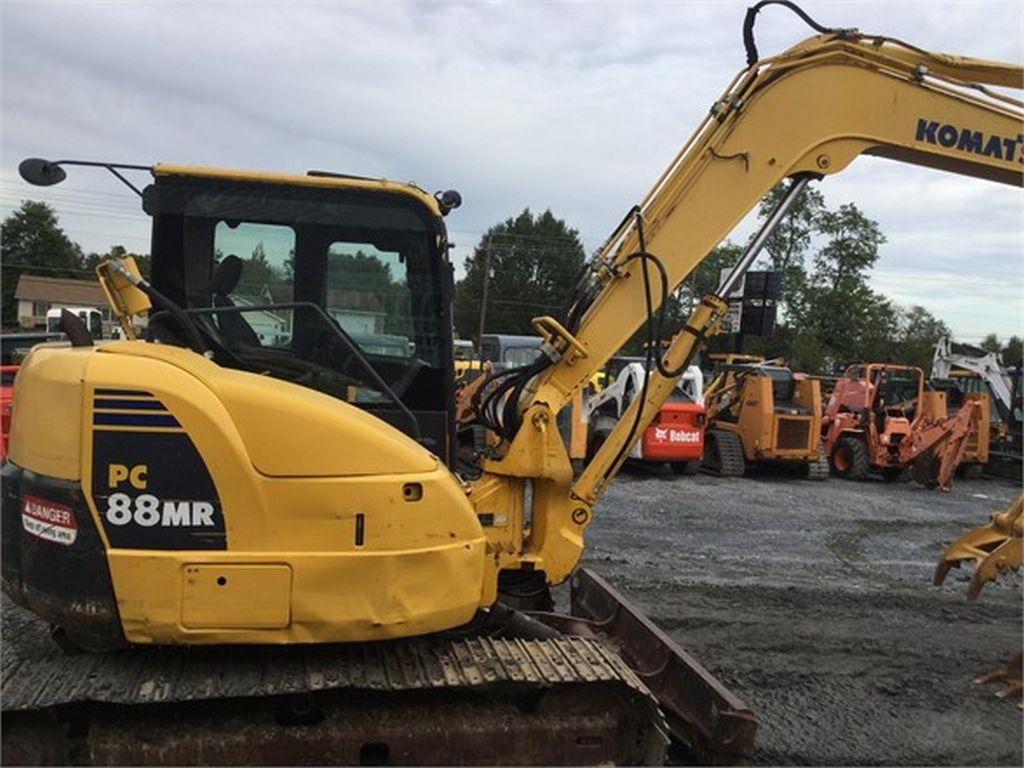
[577,465,1023,766]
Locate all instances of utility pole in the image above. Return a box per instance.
[476,236,492,360]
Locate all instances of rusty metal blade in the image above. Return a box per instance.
[568,567,757,764]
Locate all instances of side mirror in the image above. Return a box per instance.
[18,158,67,187]
[435,189,462,216]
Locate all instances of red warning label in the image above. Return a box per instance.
[21,494,78,546]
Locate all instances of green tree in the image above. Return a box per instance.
[787,201,893,372]
[1,201,84,325]
[233,242,282,295]
[84,245,151,279]
[1003,336,1022,367]
[756,183,825,317]
[893,305,951,370]
[326,250,410,334]
[980,333,1002,354]
[454,209,586,337]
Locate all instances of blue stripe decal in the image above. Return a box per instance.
[92,398,168,411]
[94,388,155,397]
[93,413,181,428]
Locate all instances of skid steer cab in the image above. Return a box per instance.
[701,355,826,479]
[585,358,705,474]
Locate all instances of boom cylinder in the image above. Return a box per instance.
[717,174,812,299]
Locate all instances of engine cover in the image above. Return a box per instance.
[3,342,487,647]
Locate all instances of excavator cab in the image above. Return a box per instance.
[141,166,458,464]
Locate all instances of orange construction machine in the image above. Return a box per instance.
[702,355,827,478]
[822,364,981,490]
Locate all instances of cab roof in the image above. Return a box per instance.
[152,163,443,218]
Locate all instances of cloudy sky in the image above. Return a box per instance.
[2,0,1021,342]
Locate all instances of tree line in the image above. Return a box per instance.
[451,190,1021,373]
[2,197,1020,374]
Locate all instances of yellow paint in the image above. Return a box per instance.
[11,341,486,644]
[96,256,151,339]
[181,564,292,629]
[8,345,91,481]
[153,163,443,218]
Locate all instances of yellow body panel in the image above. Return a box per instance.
[8,346,90,481]
[182,564,292,629]
[11,341,488,644]
[97,342,437,478]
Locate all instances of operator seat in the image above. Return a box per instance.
[211,254,261,347]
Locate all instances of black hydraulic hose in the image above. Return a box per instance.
[605,253,658,476]
[136,280,208,354]
[743,0,844,66]
[475,362,537,437]
[499,356,551,440]
[605,213,661,476]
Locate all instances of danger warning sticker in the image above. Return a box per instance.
[21,494,78,546]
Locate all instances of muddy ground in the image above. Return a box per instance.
[574,466,1022,765]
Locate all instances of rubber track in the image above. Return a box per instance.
[805,449,829,480]
[704,429,746,477]
[1,598,665,737]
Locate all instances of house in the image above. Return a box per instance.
[14,274,112,331]
[325,288,388,336]
[230,294,291,345]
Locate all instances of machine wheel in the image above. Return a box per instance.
[959,462,984,479]
[802,446,829,481]
[830,436,868,481]
[669,461,697,476]
[880,467,905,482]
[702,430,746,477]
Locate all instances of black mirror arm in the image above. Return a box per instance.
[19,157,151,197]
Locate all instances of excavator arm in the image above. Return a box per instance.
[470,10,1023,596]
[933,336,1014,420]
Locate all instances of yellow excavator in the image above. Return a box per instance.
[3,2,1022,764]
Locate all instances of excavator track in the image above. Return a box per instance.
[1,597,665,766]
[1,569,757,766]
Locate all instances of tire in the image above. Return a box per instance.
[702,430,746,477]
[880,467,905,483]
[830,436,868,481]
[802,446,829,481]
[960,463,984,480]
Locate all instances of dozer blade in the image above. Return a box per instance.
[533,568,757,765]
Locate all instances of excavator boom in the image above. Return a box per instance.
[472,19,1023,594]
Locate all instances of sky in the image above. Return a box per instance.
[1,0,1022,343]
